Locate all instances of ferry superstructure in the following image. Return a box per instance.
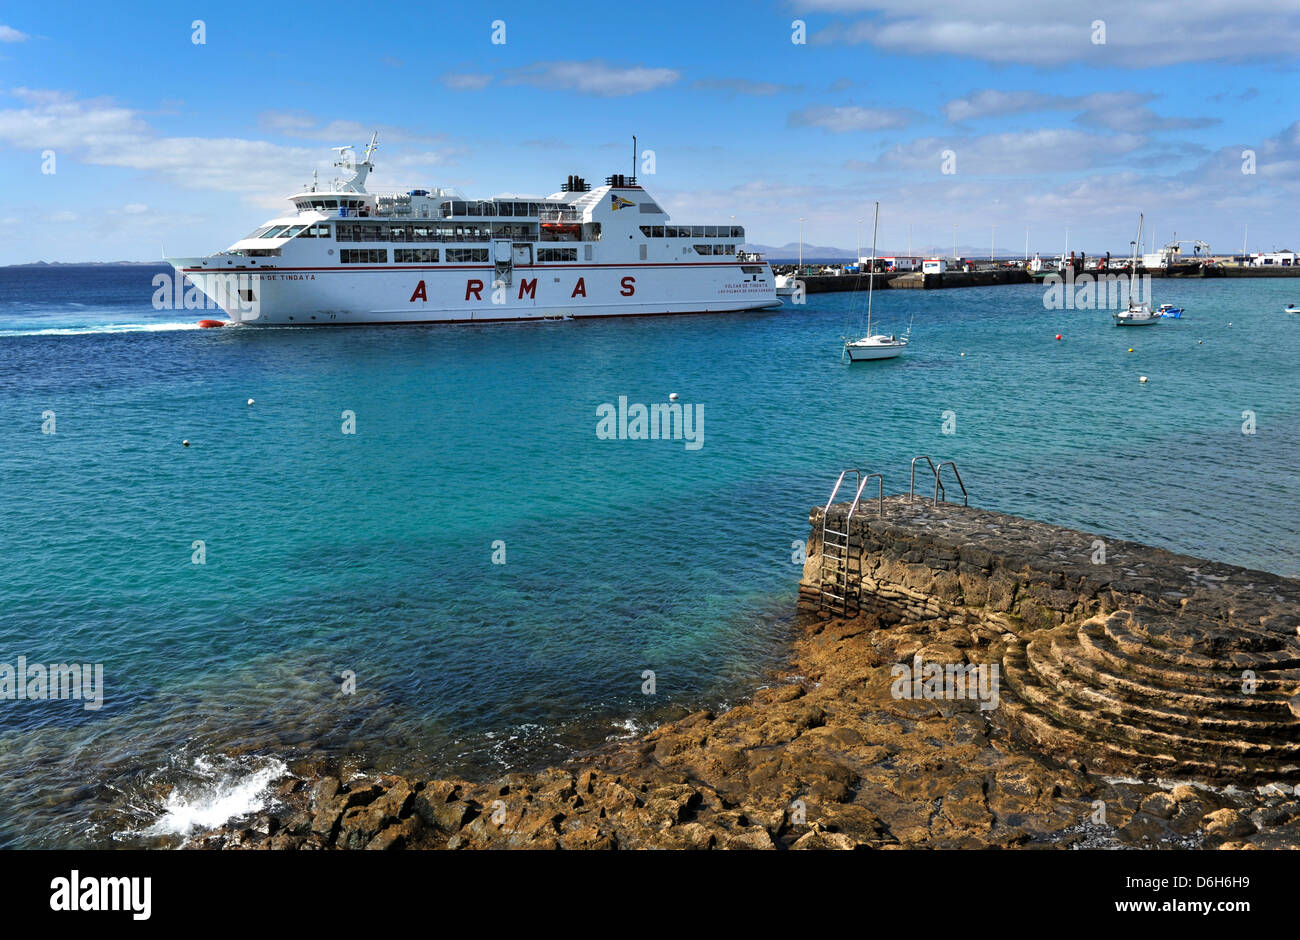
[167,135,779,325]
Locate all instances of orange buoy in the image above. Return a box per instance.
[197,319,225,329]
[1055,334,1062,340]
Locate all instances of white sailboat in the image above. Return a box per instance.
[843,202,908,361]
[1113,212,1160,326]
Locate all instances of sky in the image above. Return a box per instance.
[1,0,1298,263]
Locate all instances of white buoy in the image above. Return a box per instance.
[182,439,190,447]
[668,392,679,401]
[1139,376,1148,384]
[247,398,255,406]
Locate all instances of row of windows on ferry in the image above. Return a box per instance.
[251,222,514,242]
[640,225,745,239]
[338,248,583,264]
[294,197,586,218]
[249,221,744,243]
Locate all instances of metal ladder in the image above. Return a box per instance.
[819,469,882,615]
[909,456,968,506]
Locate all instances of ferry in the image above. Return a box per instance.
[167,135,779,325]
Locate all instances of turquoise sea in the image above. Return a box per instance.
[2,264,1298,848]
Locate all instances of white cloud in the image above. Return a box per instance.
[502,60,680,96]
[874,128,1147,174]
[806,0,1300,66]
[788,104,918,132]
[944,89,1219,132]
[0,89,461,202]
[257,112,447,146]
[944,90,1060,122]
[691,78,795,96]
[441,73,492,91]
[0,25,29,42]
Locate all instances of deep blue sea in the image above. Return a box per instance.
[2,264,1298,848]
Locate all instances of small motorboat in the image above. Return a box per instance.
[197,319,226,328]
[1157,303,1183,318]
[1286,304,1300,315]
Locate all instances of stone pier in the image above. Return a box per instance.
[800,496,1300,782]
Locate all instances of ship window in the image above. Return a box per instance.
[389,225,412,242]
[638,202,662,214]
[446,248,489,263]
[694,244,712,255]
[340,249,387,263]
[639,244,647,260]
[584,245,593,261]
[260,225,288,238]
[395,248,440,263]
[537,247,578,262]
[497,202,513,217]
[652,226,664,238]
[467,202,482,216]
[691,226,704,238]
[732,226,744,239]
[283,225,308,238]
[313,224,331,238]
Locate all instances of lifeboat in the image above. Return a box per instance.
[541,222,582,239]
[197,319,226,328]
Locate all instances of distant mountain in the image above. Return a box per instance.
[2,260,162,267]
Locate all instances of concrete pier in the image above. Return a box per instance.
[800,496,1300,781]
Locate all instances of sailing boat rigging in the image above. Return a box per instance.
[1113,212,1160,326]
[843,201,909,361]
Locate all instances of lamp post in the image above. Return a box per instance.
[799,218,804,272]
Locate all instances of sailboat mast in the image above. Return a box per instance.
[867,201,879,335]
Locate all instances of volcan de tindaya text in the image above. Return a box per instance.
[166,135,781,326]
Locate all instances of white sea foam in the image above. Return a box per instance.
[0,321,204,337]
[141,754,287,838]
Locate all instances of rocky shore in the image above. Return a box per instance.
[185,498,1300,850]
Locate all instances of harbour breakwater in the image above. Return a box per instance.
[779,263,1300,294]
[179,497,1300,850]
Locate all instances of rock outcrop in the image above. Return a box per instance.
[182,497,1300,849]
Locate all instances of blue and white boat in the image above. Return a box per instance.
[1157,303,1183,318]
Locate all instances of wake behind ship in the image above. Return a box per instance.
[167,135,780,325]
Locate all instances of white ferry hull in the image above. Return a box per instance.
[165,138,778,327]
[172,260,777,325]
